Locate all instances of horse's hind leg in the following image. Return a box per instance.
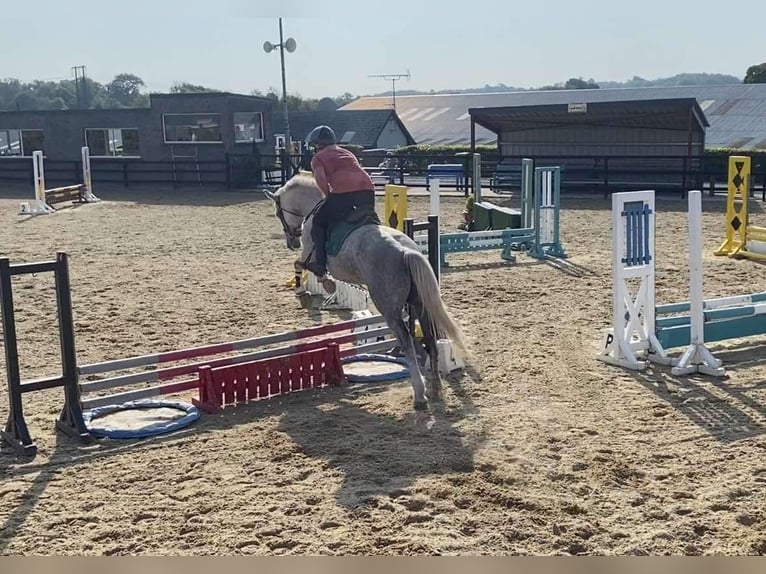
[418,315,443,402]
[409,300,441,401]
[383,311,428,411]
[409,300,442,399]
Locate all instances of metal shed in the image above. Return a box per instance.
[468,97,708,158]
[468,98,710,193]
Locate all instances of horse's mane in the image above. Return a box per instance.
[277,172,319,195]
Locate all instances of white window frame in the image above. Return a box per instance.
[0,128,44,157]
[162,113,223,144]
[233,111,265,143]
[84,127,141,157]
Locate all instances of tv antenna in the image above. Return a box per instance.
[368,70,410,110]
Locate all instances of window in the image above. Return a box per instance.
[85,128,140,157]
[163,113,222,143]
[0,129,44,156]
[233,112,264,143]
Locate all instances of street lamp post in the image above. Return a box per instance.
[263,18,297,152]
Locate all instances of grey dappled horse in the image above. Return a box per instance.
[264,173,469,411]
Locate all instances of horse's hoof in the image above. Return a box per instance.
[413,400,429,412]
[297,292,312,307]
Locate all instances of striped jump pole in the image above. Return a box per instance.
[657,291,766,316]
[656,291,766,351]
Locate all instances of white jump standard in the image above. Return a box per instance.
[597,190,673,371]
[20,146,100,216]
[597,189,724,376]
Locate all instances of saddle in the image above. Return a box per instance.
[325,206,381,257]
[344,205,381,226]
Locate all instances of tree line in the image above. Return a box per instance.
[2,63,765,112]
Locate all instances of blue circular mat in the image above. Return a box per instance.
[83,399,200,439]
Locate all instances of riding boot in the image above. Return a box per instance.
[308,223,328,278]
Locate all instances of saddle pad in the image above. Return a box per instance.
[327,218,379,257]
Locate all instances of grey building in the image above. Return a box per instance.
[469,98,708,157]
[0,92,276,162]
[272,109,415,150]
[468,98,710,192]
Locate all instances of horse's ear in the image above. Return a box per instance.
[263,189,277,202]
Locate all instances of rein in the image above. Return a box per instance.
[274,194,324,271]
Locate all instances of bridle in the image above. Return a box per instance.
[272,193,323,250]
[273,195,305,247]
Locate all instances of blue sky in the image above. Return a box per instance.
[4,0,765,99]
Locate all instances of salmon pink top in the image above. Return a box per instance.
[311,145,375,196]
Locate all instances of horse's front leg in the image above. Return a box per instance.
[298,221,336,294]
[293,259,307,294]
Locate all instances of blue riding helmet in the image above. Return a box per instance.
[306,125,336,147]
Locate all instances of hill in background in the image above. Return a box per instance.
[372,72,742,97]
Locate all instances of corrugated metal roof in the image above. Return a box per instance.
[470,98,708,134]
[272,109,415,148]
[340,84,766,150]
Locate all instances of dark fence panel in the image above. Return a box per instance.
[1,151,765,198]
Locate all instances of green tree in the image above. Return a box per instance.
[107,74,147,107]
[564,77,600,89]
[744,63,766,84]
[316,97,337,111]
[169,82,219,93]
[333,92,356,107]
[0,77,23,109]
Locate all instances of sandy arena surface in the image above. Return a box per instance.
[0,182,765,556]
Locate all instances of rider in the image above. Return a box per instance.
[304,125,377,278]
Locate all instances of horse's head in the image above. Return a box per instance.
[263,173,323,250]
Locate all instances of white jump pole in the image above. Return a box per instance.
[21,151,55,215]
[472,152,481,203]
[671,190,725,376]
[430,177,440,216]
[82,146,92,197]
[80,146,100,202]
[33,150,45,200]
[521,158,534,229]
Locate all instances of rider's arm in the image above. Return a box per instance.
[314,164,331,196]
[311,157,331,196]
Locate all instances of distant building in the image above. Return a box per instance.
[469,97,708,158]
[341,84,766,151]
[272,109,415,150]
[0,92,276,161]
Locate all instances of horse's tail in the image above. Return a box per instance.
[404,251,470,361]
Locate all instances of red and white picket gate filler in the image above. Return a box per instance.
[194,343,345,413]
[78,315,396,410]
